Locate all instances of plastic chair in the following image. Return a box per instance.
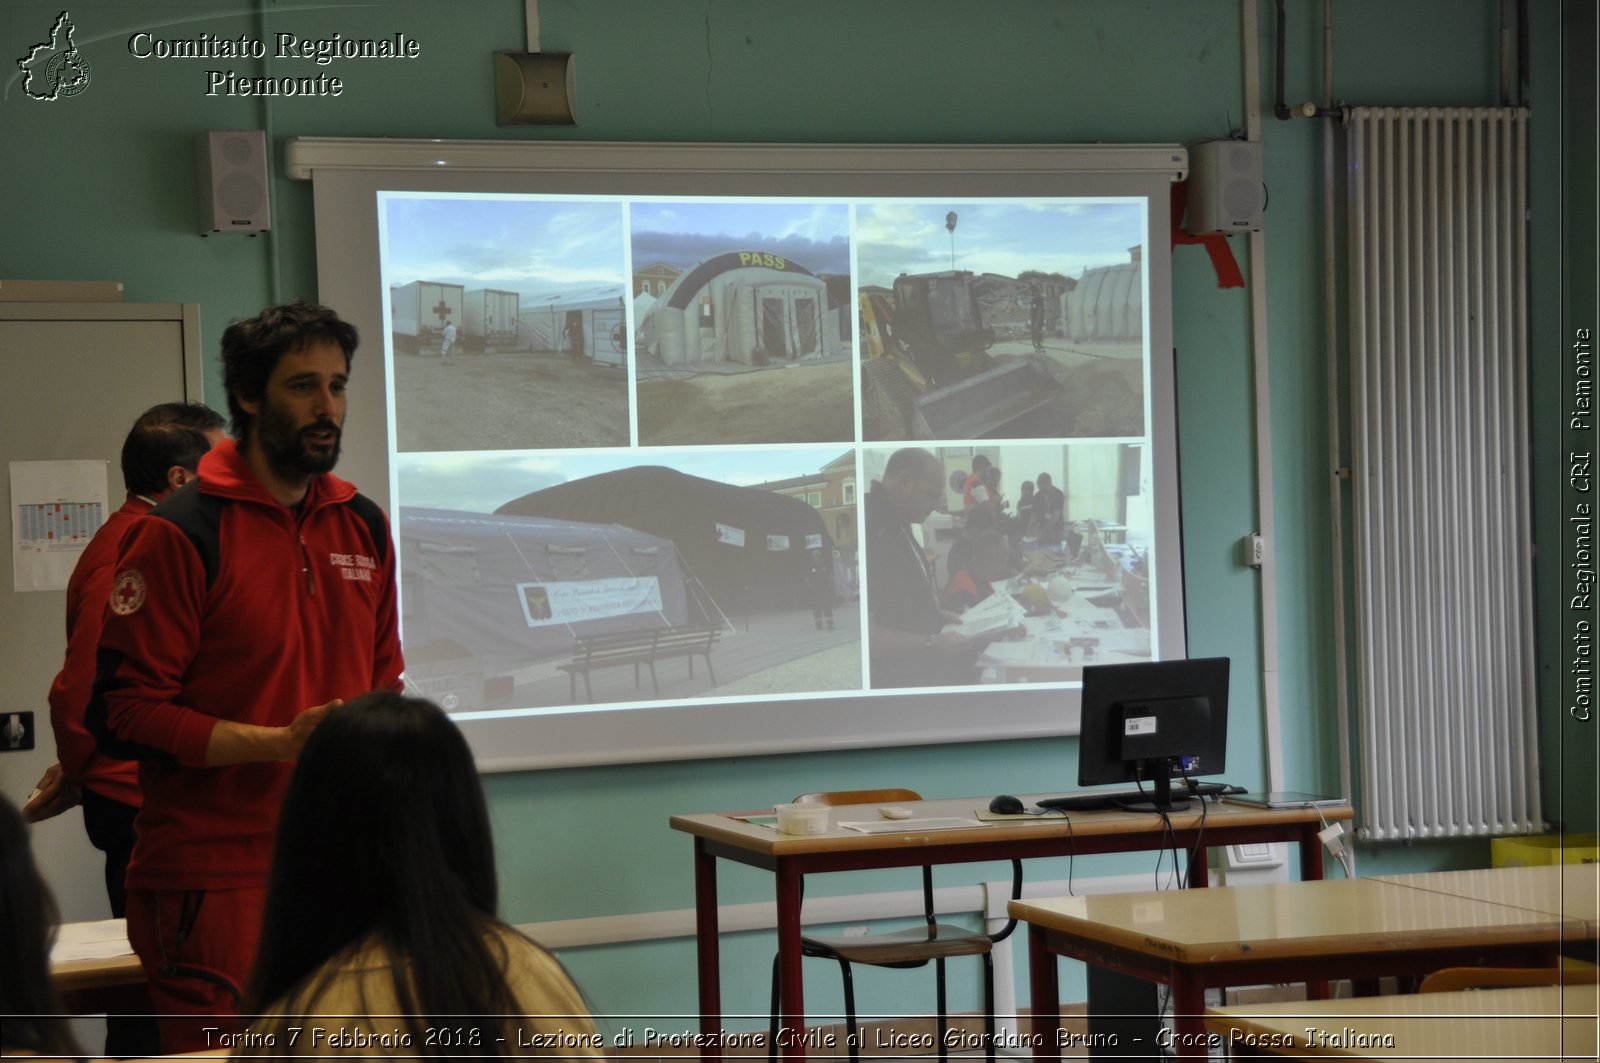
[766,789,1023,1062]
[1418,965,1600,993]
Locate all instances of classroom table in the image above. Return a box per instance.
[49,918,145,1013]
[671,795,1350,1061]
[1012,877,1592,1062]
[1376,863,1599,927]
[1203,982,1599,1061]
[50,943,149,1014]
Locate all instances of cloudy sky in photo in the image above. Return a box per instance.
[382,194,626,300]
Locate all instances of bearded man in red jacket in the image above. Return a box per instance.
[89,302,404,1053]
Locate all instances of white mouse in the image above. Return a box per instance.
[879,806,914,820]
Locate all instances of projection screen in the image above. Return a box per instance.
[287,139,1188,771]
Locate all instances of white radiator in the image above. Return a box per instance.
[1346,106,1541,841]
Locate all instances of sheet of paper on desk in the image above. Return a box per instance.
[838,817,989,834]
[1021,614,1062,636]
[51,918,133,962]
[978,639,1059,664]
[944,593,1025,637]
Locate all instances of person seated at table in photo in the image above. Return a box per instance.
[946,496,1002,579]
[1033,471,1065,546]
[0,794,85,1061]
[942,529,1016,613]
[242,691,599,1057]
[1012,480,1038,544]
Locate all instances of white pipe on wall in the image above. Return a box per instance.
[1241,0,1285,791]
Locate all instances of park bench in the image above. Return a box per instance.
[557,625,721,703]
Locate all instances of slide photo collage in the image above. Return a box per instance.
[379,193,1157,715]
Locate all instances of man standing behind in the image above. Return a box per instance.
[89,302,404,1052]
[28,403,225,898]
[25,402,224,1059]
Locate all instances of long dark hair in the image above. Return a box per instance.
[246,692,524,1050]
[0,794,83,1058]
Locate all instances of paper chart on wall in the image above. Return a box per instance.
[10,460,107,592]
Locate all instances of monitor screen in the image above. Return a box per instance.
[1076,656,1229,810]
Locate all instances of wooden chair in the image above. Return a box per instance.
[767,789,1023,1063]
[1419,965,1600,993]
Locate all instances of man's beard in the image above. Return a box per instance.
[255,403,342,479]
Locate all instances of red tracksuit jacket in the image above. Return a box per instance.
[95,439,403,891]
[48,495,150,807]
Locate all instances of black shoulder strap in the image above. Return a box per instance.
[346,491,390,567]
[148,480,224,585]
[150,482,389,587]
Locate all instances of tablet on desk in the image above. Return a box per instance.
[1225,790,1348,810]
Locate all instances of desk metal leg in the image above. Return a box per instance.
[1026,923,1060,1063]
[1298,824,1325,881]
[776,863,807,1061]
[1167,975,1209,1062]
[693,838,722,1061]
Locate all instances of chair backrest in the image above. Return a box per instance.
[791,789,922,807]
[789,788,1022,943]
[1419,965,1600,993]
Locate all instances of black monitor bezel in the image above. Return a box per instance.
[1076,656,1230,794]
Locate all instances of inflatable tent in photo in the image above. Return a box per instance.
[1062,255,1143,343]
[518,285,628,367]
[636,251,845,366]
[398,507,696,709]
[497,465,835,612]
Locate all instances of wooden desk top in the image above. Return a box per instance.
[50,948,144,992]
[671,795,1346,858]
[1376,864,1600,924]
[1203,983,1599,1061]
[1008,877,1589,966]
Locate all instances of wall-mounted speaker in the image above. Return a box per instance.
[196,130,271,236]
[495,52,577,126]
[1186,139,1265,234]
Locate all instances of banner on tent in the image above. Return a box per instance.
[517,577,664,627]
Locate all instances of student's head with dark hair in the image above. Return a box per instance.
[970,454,991,473]
[120,401,226,497]
[248,692,541,1050]
[220,301,357,442]
[0,794,83,1059]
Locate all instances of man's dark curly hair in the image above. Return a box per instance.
[220,301,358,439]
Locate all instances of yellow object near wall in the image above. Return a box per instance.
[1492,833,1600,867]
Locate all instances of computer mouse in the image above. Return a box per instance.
[988,794,1026,815]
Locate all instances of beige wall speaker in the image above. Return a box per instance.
[1186,139,1265,234]
[196,129,271,235]
[495,52,577,125]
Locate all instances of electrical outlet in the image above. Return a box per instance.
[1239,532,1265,568]
[2,711,36,751]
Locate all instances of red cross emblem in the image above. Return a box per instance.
[110,570,146,616]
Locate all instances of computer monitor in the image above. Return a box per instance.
[1076,656,1229,813]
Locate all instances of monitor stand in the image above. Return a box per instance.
[1114,765,1192,814]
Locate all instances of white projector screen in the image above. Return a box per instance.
[289,139,1188,771]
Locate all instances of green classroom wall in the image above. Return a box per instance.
[3,0,1589,1024]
